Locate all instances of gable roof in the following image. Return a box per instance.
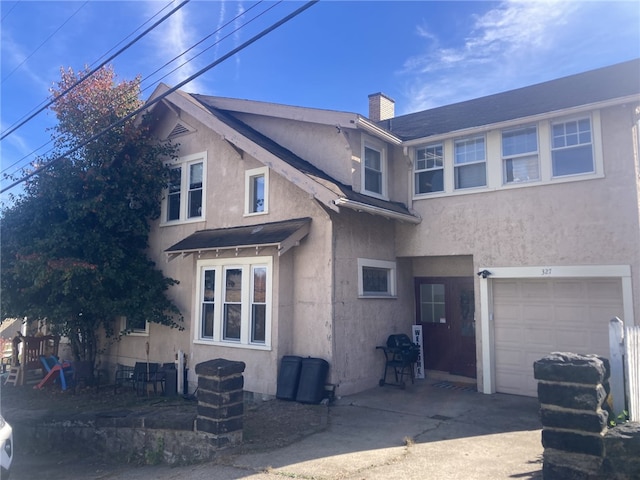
[192,95,419,222]
[166,217,312,258]
[382,59,640,141]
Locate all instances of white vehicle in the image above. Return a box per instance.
[0,414,13,478]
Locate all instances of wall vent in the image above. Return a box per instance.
[169,122,191,138]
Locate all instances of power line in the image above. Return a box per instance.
[1,1,90,84]
[1,0,266,178]
[1,0,22,23]
[0,0,319,195]
[0,0,190,142]
[1,1,278,179]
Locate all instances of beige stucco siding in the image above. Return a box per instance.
[396,104,640,321]
[329,210,414,395]
[105,108,337,395]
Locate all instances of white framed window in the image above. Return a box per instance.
[415,144,444,194]
[120,316,149,336]
[362,137,387,198]
[163,152,206,224]
[357,258,397,298]
[502,125,539,184]
[244,167,269,215]
[455,136,486,189]
[551,116,594,177]
[195,256,272,348]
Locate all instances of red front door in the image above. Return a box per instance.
[415,277,476,378]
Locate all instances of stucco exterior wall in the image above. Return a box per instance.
[103,108,336,396]
[329,210,414,395]
[395,104,640,322]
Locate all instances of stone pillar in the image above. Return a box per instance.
[533,352,610,479]
[195,358,245,448]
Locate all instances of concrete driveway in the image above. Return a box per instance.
[11,380,543,479]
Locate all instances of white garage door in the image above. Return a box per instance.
[492,277,624,397]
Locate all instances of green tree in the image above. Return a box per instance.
[1,65,183,369]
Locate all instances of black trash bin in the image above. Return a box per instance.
[296,357,329,404]
[276,355,302,400]
[162,363,177,396]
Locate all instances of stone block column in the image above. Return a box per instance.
[195,358,246,448]
[533,352,610,479]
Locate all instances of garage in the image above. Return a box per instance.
[492,277,624,397]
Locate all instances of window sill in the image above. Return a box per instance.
[160,217,205,227]
[358,295,397,300]
[193,339,271,351]
[243,211,269,218]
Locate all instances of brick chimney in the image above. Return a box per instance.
[368,92,395,122]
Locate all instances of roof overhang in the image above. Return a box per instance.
[165,218,311,260]
[333,198,422,224]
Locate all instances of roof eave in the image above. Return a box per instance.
[402,94,640,146]
[334,198,421,224]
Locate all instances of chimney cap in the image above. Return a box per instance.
[368,92,395,102]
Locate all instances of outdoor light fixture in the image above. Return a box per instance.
[477,270,492,279]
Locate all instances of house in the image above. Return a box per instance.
[102,59,640,398]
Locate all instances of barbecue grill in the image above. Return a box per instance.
[376,334,421,389]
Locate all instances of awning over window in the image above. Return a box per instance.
[165,217,311,260]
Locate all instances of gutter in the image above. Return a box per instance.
[334,198,422,224]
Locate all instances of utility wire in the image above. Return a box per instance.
[140,0,267,90]
[0,0,190,142]
[2,1,274,178]
[0,0,319,195]
[5,0,179,136]
[1,1,90,83]
[1,0,22,23]
[141,1,280,92]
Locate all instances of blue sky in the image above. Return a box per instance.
[1,0,639,195]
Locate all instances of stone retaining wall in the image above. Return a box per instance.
[534,352,640,479]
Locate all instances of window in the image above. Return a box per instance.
[357,258,396,297]
[418,283,445,323]
[455,136,486,189]
[120,316,149,336]
[415,144,444,194]
[362,137,387,197]
[245,167,269,215]
[163,152,206,223]
[551,117,594,177]
[196,257,272,348]
[502,126,539,184]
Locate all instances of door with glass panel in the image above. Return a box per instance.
[415,277,476,378]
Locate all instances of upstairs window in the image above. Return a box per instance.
[551,117,594,177]
[415,144,444,194]
[163,152,206,224]
[502,126,539,184]
[245,167,269,215]
[454,136,486,189]
[362,137,387,198]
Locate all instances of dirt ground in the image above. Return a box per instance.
[0,380,329,455]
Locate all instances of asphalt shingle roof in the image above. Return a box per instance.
[192,95,414,217]
[166,217,311,253]
[381,59,640,141]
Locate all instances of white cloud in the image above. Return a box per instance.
[401,0,579,112]
[147,2,206,93]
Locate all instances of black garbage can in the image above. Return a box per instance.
[162,363,177,396]
[296,357,329,404]
[276,355,302,400]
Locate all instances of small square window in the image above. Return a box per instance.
[357,258,396,297]
[120,316,149,336]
